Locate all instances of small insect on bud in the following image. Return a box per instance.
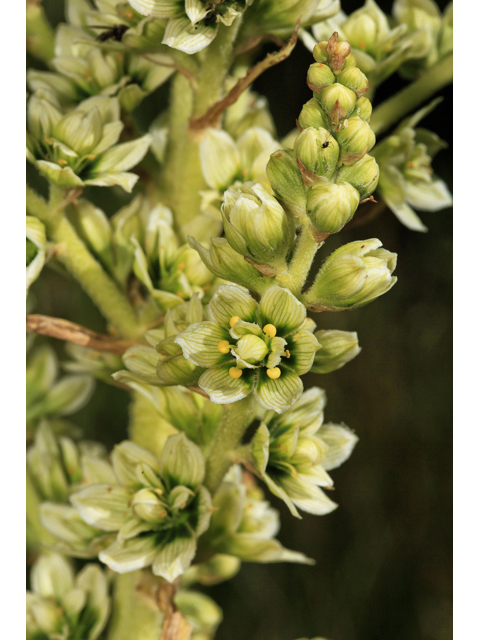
[294,127,339,179]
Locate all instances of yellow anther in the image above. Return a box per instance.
[217,340,230,354]
[177,292,185,298]
[177,262,185,271]
[266,367,281,380]
[263,324,277,338]
[57,159,67,166]
[229,367,243,379]
[229,316,240,327]
[125,10,134,18]
[285,350,291,358]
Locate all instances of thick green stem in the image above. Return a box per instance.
[128,391,176,460]
[276,224,320,296]
[160,23,241,237]
[204,395,256,495]
[160,73,203,235]
[26,187,142,339]
[107,572,163,640]
[370,54,453,136]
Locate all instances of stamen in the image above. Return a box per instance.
[229,367,243,379]
[266,367,281,379]
[285,350,291,358]
[229,316,240,327]
[263,324,277,338]
[218,340,230,354]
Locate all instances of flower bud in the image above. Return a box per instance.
[294,128,339,179]
[306,181,360,234]
[354,96,373,121]
[316,83,357,124]
[189,236,271,295]
[306,63,335,93]
[342,13,380,52]
[297,98,330,130]
[233,334,269,365]
[222,182,293,263]
[312,41,329,63]
[336,154,380,199]
[337,67,369,98]
[266,149,307,218]
[304,239,397,310]
[335,117,375,166]
[312,330,361,373]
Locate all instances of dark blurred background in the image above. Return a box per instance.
[29,1,452,638]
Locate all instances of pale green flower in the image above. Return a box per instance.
[27,344,94,434]
[69,194,214,307]
[372,100,452,232]
[27,94,151,191]
[26,553,110,640]
[27,23,173,111]
[393,0,453,77]
[175,284,320,413]
[312,330,361,373]
[221,182,294,269]
[266,34,380,235]
[197,465,313,564]
[243,0,340,37]
[69,436,212,581]
[128,0,253,54]
[251,388,358,517]
[27,421,115,503]
[303,0,436,89]
[175,590,222,640]
[303,239,397,311]
[26,216,47,294]
[199,127,280,222]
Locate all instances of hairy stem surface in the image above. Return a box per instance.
[26,187,142,339]
[204,395,256,494]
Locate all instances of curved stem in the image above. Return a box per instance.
[26,186,142,339]
[276,224,321,296]
[370,54,453,136]
[204,395,256,495]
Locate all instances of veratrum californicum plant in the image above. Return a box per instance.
[26,0,452,638]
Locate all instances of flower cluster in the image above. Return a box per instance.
[372,100,452,231]
[267,33,379,236]
[27,94,151,191]
[27,553,110,640]
[251,388,358,516]
[175,284,320,412]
